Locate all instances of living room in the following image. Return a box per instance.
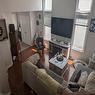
[0,0,95,95]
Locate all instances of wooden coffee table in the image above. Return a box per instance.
[49,56,68,76]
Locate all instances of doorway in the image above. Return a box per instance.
[16,12,31,51]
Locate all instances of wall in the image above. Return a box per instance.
[52,0,76,19]
[0,40,13,95]
[1,0,42,12]
[0,13,15,95]
[0,1,3,12]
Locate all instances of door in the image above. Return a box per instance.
[18,13,31,45]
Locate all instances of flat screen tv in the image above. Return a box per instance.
[51,17,74,39]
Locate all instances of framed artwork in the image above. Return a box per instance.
[0,19,8,41]
[89,18,95,33]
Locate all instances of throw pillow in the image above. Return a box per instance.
[78,71,88,87]
[27,53,40,65]
[88,58,95,70]
[85,71,95,93]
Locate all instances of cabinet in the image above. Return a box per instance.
[49,40,71,59]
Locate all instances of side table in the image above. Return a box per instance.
[49,56,68,76]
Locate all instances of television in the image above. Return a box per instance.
[51,17,74,39]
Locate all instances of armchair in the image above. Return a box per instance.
[34,37,45,55]
[69,63,93,92]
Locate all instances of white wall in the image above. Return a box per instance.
[52,0,76,19]
[0,40,13,94]
[0,13,15,94]
[0,1,3,12]
[1,0,42,12]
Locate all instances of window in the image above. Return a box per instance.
[44,0,52,11]
[72,0,93,52]
[78,0,92,12]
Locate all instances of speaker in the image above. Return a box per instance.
[9,24,20,60]
[9,24,15,33]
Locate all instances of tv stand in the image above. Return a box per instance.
[49,40,71,59]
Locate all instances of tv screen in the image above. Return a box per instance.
[51,17,74,38]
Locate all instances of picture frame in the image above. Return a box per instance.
[0,19,8,41]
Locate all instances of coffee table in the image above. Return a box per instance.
[49,56,68,76]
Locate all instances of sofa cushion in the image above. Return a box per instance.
[85,71,95,93]
[36,69,47,79]
[78,71,88,87]
[23,61,38,74]
[27,53,40,65]
[45,68,64,84]
[36,69,63,95]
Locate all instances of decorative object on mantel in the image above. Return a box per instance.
[89,18,95,33]
[36,20,39,26]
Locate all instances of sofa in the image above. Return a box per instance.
[22,53,95,95]
[22,53,72,95]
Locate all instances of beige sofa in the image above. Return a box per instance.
[22,54,72,95]
[22,54,95,95]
